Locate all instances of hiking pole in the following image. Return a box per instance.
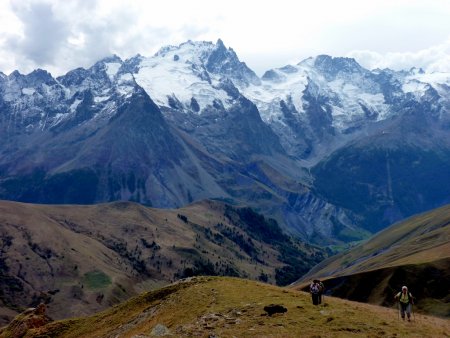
[397,302,400,320]
[412,303,415,322]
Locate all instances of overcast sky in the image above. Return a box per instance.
[1,0,449,77]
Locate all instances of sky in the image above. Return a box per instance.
[0,0,449,77]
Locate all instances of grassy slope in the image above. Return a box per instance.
[294,204,450,317]
[0,199,324,325]
[3,277,448,338]
[300,204,450,280]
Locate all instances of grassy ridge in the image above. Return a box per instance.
[4,277,448,338]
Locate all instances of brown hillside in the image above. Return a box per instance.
[294,204,450,317]
[0,200,324,326]
[1,276,449,338]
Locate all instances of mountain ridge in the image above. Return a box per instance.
[1,39,450,242]
[0,199,326,325]
[1,276,448,338]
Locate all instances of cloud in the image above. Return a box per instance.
[7,1,69,65]
[0,0,217,75]
[0,0,449,76]
[347,37,450,72]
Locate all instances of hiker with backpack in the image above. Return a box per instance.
[310,280,321,305]
[394,286,414,321]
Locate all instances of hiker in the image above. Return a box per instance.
[317,280,325,304]
[394,286,414,321]
[310,279,321,305]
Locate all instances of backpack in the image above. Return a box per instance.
[398,291,412,304]
[311,283,320,294]
[319,282,325,292]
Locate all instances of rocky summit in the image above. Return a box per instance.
[1,39,450,242]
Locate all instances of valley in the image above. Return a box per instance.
[0,199,325,325]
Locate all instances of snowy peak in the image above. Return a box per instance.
[90,54,124,82]
[154,40,216,62]
[408,67,425,75]
[242,54,394,145]
[57,54,125,89]
[1,67,64,105]
[8,70,23,79]
[133,39,260,112]
[26,69,56,85]
[310,55,365,79]
[152,39,260,85]
[0,53,141,135]
[4,68,57,90]
[59,54,137,98]
[98,54,123,64]
[57,67,90,87]
[205,39,260,86]
[92,54,123,69]
[1,40,449,143]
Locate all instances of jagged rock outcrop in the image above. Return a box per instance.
[0,304,51,338]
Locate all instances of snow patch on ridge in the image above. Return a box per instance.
[242,67,308,123]
[410,72,450,87]
[403,72,450,98]
[22,87,35,95]
[328,79,389,124]
[105,62,121,81]
[70,99,82,112]
[94,96,110,103]
[402,79,429,99]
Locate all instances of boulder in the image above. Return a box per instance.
[263,304,288,316]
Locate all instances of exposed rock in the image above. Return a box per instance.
[0,303,52,338]
[263,304,288,316]
[150,323,171,336]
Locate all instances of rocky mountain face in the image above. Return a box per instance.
[1,39,450,242]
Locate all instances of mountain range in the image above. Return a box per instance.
[1,39,450,243]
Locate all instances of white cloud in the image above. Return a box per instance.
[0,0,449,76]
[7,1,70,64]
[348,38,450,72]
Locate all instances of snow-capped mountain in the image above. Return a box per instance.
[134,39,259,111]
[1,39,450,243]
[242,55,450,159]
